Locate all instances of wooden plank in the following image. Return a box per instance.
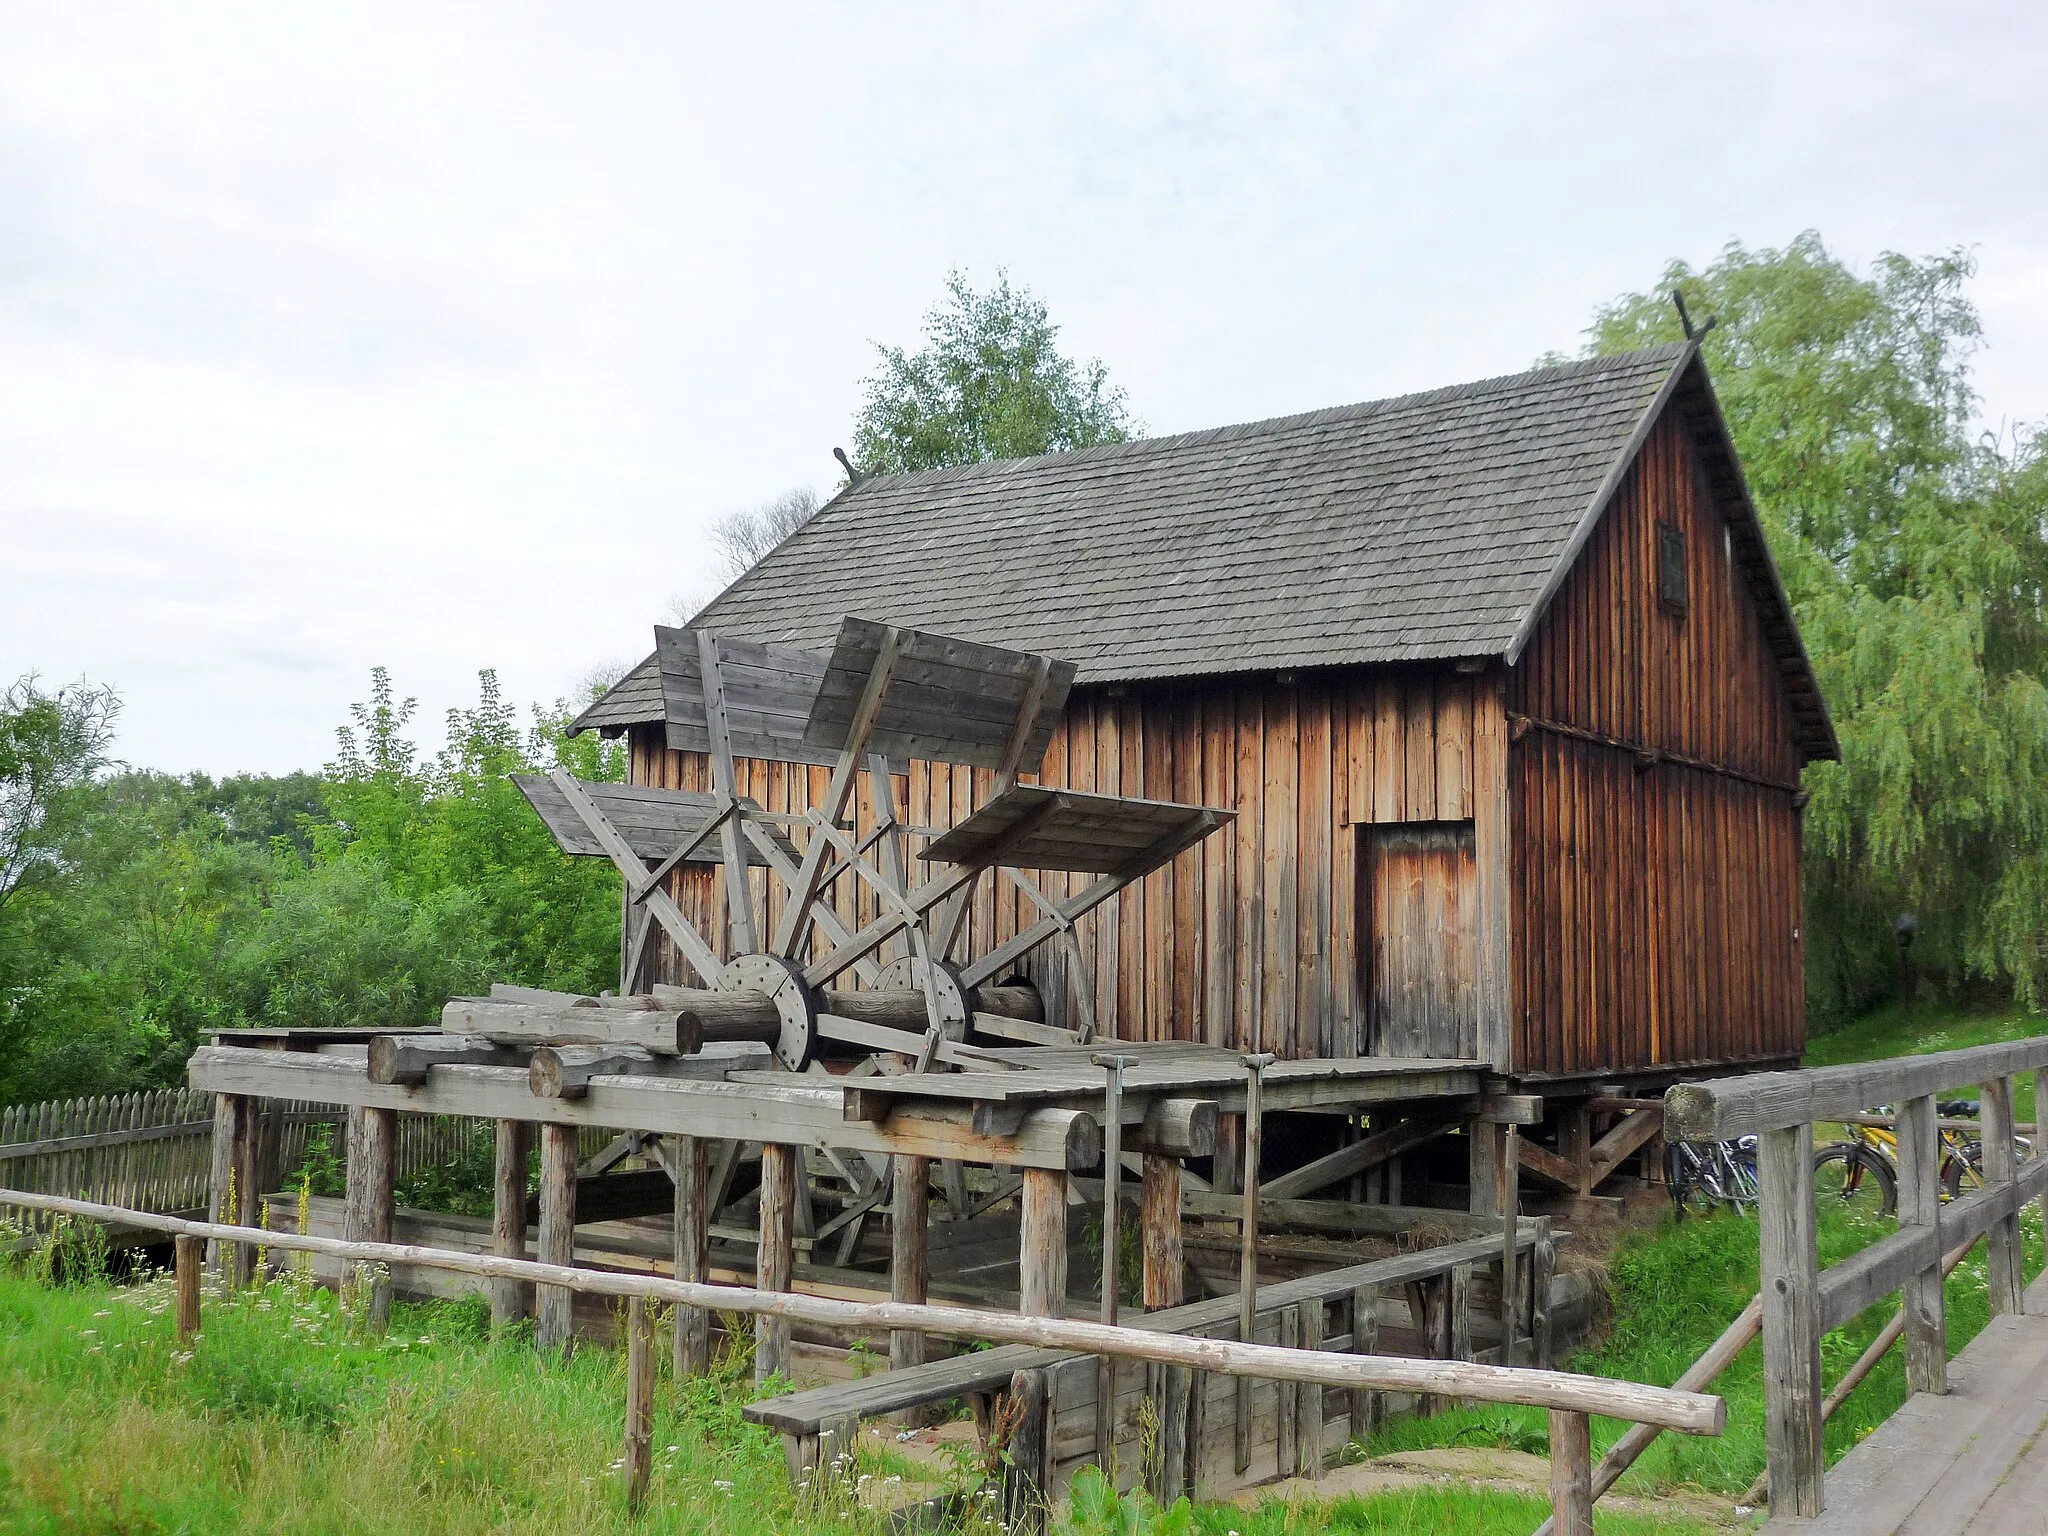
[624,1295,655,1510]
[672,1134,713,1377]
[1020,1168,1068,1317]
[186,1045,1101,1171]
[1549,1410,1593,1536]
[891,1154,930,1372]
[1263,1115,1458,1200]
[1897,1094,1948,1392]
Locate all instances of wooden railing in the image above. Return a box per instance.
[1664,1036,2048,1519]
[0,1187,1722,1534]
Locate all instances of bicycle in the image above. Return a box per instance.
[1665,1136,1760,1218]
[1812,1099,2030,1219]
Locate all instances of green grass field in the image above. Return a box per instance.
[0,1000,2037,1533]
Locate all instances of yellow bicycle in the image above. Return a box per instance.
[1813,1099,2029,1219]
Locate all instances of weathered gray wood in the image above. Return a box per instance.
[343,1104,396,1329]
[1301,1298,1325,1478]
[757,1141,798,1384]
[1531,1219,1556,1370]
[370,1034,525,1085]
[696,627,761,955]
[1549,1410,1594,1536]
[490,1119,530,1329]
[207,1092,259,1285]
[444,1000,701,1055]
[544,769,724,982]
[1277,1304,1299,1475]
[174,1231,201,1341]
[1141,1153,1183,1311]
[1019,1168,1068,1318]
[1236,1053,1273,1475]
[1759,1123,1824,1518]
[186,1045,1101,1170]
[1982,1075,2023,1318]
[527,1044,750,1098]
[673,1133,713,1378]
[5,1187,1729,1437]
[624,1294,655,1511]
[536,1122,578,1355]
[891,1153,929,1372]
[1002,1367,1049,1533]
[1095,1054,1128,1469]
[1666,1037,2048,1141]
[1349,1284,1380,1445]
[1897,1094,1948,1393]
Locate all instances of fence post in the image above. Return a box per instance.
[623,1294,654,1511]
[174,1232,202,1342]
[1548,1409,1593,1536]
[1896,1095,1947,1392]
[207,1093,259,1285]
[1982,1076,2023,1317]
[1759,1123,1824,1517]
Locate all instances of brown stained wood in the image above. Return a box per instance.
[1019,1168,1068,1319]
[757,1142,798,1384]
[535,1122,578,1354]
[1364,823,1478,1059]
[174,1232,201,1341]
[1141,1154,1184,1311]
[673,1134,713,1378]
[491,1119,531,1329]
[891,1154,930,1371]
[624,1295,655,1511]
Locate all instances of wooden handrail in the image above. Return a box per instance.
[0,1187,1722,1436]
[1668,1040,2048,1522]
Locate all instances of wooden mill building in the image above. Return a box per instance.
[575,341,1836,1104]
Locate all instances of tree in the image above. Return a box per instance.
[0,676,119,914]
[709,487,820,582]
[850,270,1136,475]
[1585,234,2048,1023]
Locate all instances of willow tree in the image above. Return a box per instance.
[1588,233,2048,1023]
[850,270,1136,475]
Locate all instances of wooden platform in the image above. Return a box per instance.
[1763,1269,2048,1533]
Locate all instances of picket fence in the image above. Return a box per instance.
[0,1088,607,1237]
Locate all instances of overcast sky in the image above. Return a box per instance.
[3,3,2043,776]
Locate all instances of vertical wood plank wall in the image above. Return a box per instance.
[1507,410,1807,1076]
[628,671,1505,1064]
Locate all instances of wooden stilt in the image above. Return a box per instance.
[673,1133,713,1376]
[491,1118,531,1330]
[1235,1054,1272,1475]
[1349,1283,1380,1444]
[1140,1153,1183,1310]
[1548,1410,1594,1536]
[757,1141,797,1384]
[1018,1167,1069,1318]
[207,1092,260,1284]
[890,1153,930,1371]
[343,1104,396,1330]
[536,1121,578,1354]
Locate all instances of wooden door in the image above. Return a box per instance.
[1362,821,1479,1059]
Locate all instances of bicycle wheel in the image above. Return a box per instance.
[1666,1143,1719,1219]
[1814,1142,1896,1220]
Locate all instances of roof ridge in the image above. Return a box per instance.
[839,342,1690,494]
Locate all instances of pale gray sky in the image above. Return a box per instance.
[3,3,2043,774]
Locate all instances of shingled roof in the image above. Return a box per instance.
[575,342,1835,759]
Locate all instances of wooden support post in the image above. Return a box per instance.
[1548,1409,1594,1536]
[1758,1123,1824,1519]
[1982,1074,2024,1317]
[1449,1262,1473,1382]
[1499,1125,1520,1363]
[343,1105,396,1331]
[1002,1367,1049,1534]
[1349,1284,1380,1444]
[1151,1361,1190,1504]
[207,1092,260,1285]
[174,1232,201,1342]
[1236,1053,1272,1476]
[1140,1154,1184,1310]
[491,1119,531,1330]
[1019,1167,1069,1318]
[1467,1118,1502,1216]
[1895,1094,1947,1392]
[1213,1113,1241,1197]
[1559,1103,1592,1195]
[1277,1304,1299,1477]
[673,1133,712,1377]
[1095,1053,1128,1473]
[1531,1219,1556,1370]
[623,1294,654,1512]
[536,1121,578,1355]
[1301,1299,1325,1478]
[890,1153,930,1372]
[757,1141,798,1384]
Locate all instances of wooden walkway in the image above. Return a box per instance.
[1764,1270,2048,1533]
